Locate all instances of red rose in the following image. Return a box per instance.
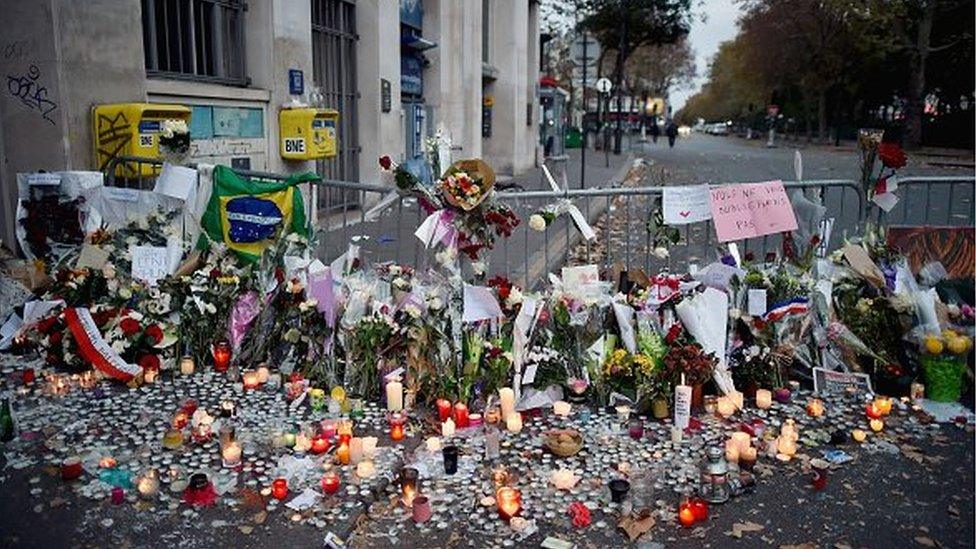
[145,324,164,344]
[49,331,63,345]
[120,317,141,336]
[138,354,161,372]
[874,176,888,195]
[210,268,222,278]
[878,143,907,169]
[378,155,393,170]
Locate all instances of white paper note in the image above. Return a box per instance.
[747,289,768,317]
[462,284,503,323]
[663,185,712,225]
[154,163,197,201]
[130,245,171,286]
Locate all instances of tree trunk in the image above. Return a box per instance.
[817,89,828,143]
[905,3,934,149]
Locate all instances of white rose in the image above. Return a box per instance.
[389,265,402,276]
[404,305,421,319]
[652,247,670,259]
[529,214,547,232]
[508,287,524,306]
[472,261,486,276]
[429,297,444,311]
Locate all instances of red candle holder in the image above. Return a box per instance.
[320,472,340,495]
[865,402,883,420]
[22,368,35,384]
[678,499,696,528]
[496,487,522,521]
[436,398,452,422]
[388,412,407,442]
[311,434,330,454]
[212,340,232,373]
[453,402,469,428]
[271,478,288,500]
[61,456,83,481]
[690,497,709,522]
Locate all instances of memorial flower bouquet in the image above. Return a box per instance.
[159,119,190,157]
[342,307,398,399]
[661,343,717,388]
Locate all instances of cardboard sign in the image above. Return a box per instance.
[130,245,170,285]
[709,181,798,242]
[663,185,712,225]
[813,367,873,395]
[75,244,110,270]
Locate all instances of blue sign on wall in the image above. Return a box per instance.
[400,0,423,29]
[289,69,304,96]
[401,54,424,97]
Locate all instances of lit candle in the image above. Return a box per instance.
[361,436,378,459]
[806,398,825,417]
[180,355,195,375]
[386,377,403,412]
[550,469,578,490]
[552,401,572,417]
[441,418,456,438]
[293,433,312,454]
[426,437,442,452]
[144,367,158,384]
[755,389,772,409]
[337,419,353,438]
[271,478,288,500]
[678,499,697,528]
[865,402,883,420]
[222,441,242,467]
[311,435,330,455]
[389,413,407,441]
[852,429,867,442]
[137,469,159,499]
[730,431,751,453]
[740,446,758,471]
[496,487,522,521]
[725,439,740,463]
[453,402,469,428]
[336,437,350,465]
[356,460,376,479]
[506,413,523,433]
[874,397,892,416]
[320,471,340,495]
[242,371,259,390]
[320,419,337,439]
[99,456,117,469]
[436,398,452,422]
[349,437,363,465]
[716,397,735,418]
[869,418,884,432]
[400,467,419,507]
[256,364,270,384]
[162,428,183,449]
[730,390,744,410]
[499,387,516,422]
[212,340,232,373]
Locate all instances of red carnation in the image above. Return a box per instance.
[665,323,683,344]
[378,155,393,171]
[878,143,907,169]
[120,317,141,336]
[145,324,164,345]
[210,268,222,279]
[138,354,161,372]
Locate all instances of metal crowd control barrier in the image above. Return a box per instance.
[101,155,972,289]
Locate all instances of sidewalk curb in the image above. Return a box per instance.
[522,153,644,288]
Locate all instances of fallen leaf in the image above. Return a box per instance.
[728,521,764,538]
[948,505,960,517]
[252,510,267,525]
[238,525,253,535]
[914,536,937,547]
[618,514,655,541]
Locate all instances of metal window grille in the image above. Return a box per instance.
[312,0,361,213]
[142,0,248,86]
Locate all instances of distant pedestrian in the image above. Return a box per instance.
[650,121,660,143]
[666,122,678,148]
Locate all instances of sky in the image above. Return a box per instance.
[669,0,744,112]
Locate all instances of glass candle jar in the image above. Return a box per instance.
[212,340,231,373]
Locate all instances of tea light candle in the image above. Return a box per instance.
[453,402,470,428]
[320,471,340,494]
[162,428,183,449]
[337,419,353,438]
[499,387,516,421]
[356,460,376,479]
[865,402,883,420]
[441,418,456,438]
[180,355,195,375]
[222,441,242,467]
[256,364,270,384]
[550,469,578,490]
[242,371,259,390]
[874,397,892,416]
[496,487,522,521]
[436,398,452,422]
[725,439,740,463]
[362,436,378,459]
[852,429,867,442]
[869,418,884,432]
[730,431,751,453]
[506,412,523,433]
[389,413,407,441]
[99,456,117,469]
[386,377,403,412]
[755,389,773,409]
[552,401,571,417]
[336,437,350,465]
[716,397,735,418]
[271,478,288,500]
[426,437,442,452]
[400,467,419,507]
[144,368,158,384]
[730,390,744,410]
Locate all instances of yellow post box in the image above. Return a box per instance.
[279,108,339,160]
[92,103,192,176]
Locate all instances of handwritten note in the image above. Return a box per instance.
[663,185,712,225]
[130,246,171,286]
[462,284,503,323]
[813,367,873,395]
[75,244,110,270]
[708,181,798,242]
[27,173,61,186]
[561,265,599,293]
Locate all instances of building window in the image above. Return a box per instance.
[482,0,490,63]
[141,0,248,86]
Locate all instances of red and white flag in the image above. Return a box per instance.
[64,307,142,382]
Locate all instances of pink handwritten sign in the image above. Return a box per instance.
[708,180,798,242]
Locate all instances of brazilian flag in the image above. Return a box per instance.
[199,165,318,263]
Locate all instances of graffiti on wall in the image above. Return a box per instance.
[6,64,58,125]
[95,112,133,171]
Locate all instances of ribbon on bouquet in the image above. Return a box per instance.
[63,307,142,382]
[646,274,681,307]
[541,165,597,241]
[415,209,459,249]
